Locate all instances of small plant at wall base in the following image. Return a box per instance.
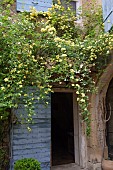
[0,0,113,140]
[14,158,41,170]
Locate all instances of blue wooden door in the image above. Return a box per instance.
[9,93,51,170]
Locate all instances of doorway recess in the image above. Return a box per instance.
[51,92,75,166]
[106,78,113,160]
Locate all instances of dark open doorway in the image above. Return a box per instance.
[106,78,113,160]
[51,92,75,166]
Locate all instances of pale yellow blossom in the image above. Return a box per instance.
[4,78,9,82]
[41,28,46,32]
[1,87,5,91]
[80,99,85,103]
[81,93,85,97]
[61,54,67,57]
[19,85,23,88]
[61,48,66,51]
[54,37,61,42]
[70,69,74,73]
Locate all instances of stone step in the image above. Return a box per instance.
[51,163,83,170]
[102,160,113,170]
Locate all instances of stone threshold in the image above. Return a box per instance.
[51,163,84,170]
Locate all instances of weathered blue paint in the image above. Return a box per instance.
[9,93,51,170]
[102,0,113,32]
[16,0,52,12]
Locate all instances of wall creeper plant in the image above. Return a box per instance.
[0,0,113,136]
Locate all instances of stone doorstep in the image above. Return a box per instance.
[51,163,84,170]
[102,160,113,170]
[88,162,101,170]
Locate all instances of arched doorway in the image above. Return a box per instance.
[106,77,113,160]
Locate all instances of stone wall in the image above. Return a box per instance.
[87,55,113,170]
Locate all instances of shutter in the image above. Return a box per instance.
[9,89,51,170]
[102,0,113,32]
[70,1,76,11]
[60,0,76,11]
[17,0,52,12]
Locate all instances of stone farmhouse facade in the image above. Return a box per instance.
[2,0,113,170]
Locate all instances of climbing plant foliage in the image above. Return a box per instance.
[0,0,113,136]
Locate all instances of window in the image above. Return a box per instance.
[69,0,76,12]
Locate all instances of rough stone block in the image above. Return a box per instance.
[102,160,113,170]
[88,162,101,170]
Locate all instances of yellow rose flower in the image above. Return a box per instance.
[4,78,9,82]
